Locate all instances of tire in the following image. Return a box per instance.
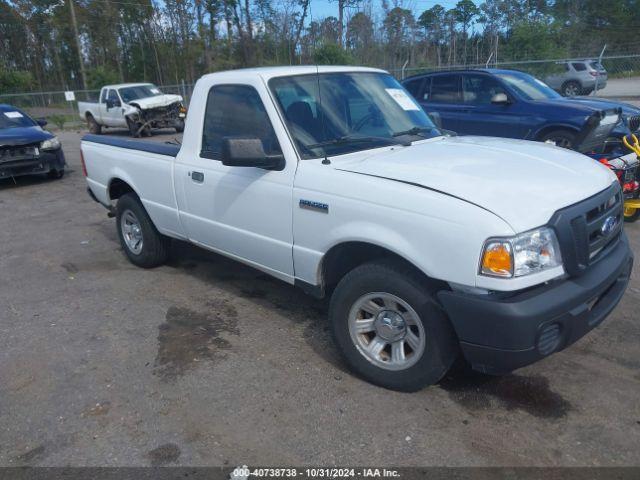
[126,117,141,138]
[175,120,185,133]
[624,205,640,222]
[539,129,577,149]
[329,259,459,392]
[47,168,64,179]
[116,193,170,268]
[562,81,582,97]
[86,114,101,134]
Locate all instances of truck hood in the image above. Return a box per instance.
[0,126,52,147]
[128,94,183,110]
[336,136,616,233]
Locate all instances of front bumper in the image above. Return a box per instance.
[0,148,65,179]
[438,232,633,374]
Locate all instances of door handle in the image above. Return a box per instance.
[189,171,204,183]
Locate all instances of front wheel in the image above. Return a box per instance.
[329,259,458,392]
[539,129,577,149]
[126,117,141,138]
[116,193,170,268]
[175,120,185,133]
[47,168,64,179]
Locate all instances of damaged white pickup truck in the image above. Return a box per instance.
[78,83,187,137]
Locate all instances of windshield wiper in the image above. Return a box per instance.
[392,126,438,138]
[307,134,410,150]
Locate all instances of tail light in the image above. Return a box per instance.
[80,149,87,177]
[589,71,599,77]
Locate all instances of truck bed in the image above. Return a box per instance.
[82,134,181,157]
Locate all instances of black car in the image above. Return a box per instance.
[0,104,66,180]
[401,69,640,150]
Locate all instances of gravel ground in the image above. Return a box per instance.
[0,128,639,467]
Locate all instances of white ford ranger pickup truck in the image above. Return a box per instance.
[82,66,633,391]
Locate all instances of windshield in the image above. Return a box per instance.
[496,72,561,101]
[0,108,36,129]
[269,72,440,159]
[119,85,162,103]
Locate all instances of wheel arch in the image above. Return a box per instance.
[108,176,139,202]
[534,124,581,141]
[312,241,446,298]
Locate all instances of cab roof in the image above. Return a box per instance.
[201,65,387,82]
[102,83,154,90]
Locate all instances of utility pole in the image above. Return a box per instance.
[68,0,87,89]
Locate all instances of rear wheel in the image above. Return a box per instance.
[116,193,170,268]
[86,114,101,134]
[329,259,458,391]
[562,81,582,97]
[539,129,577,149]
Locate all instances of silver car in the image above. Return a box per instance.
[545,60,608,97]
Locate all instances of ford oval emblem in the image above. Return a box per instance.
[601,216,618,236]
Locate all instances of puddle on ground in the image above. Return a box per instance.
[154,301,239,381]
[146,443,181,466]
[439,371,572,419]
[15,444,46,464]
[61,262,79,274]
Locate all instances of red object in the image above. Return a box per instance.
[80,150,87,177]
[623,181,640,193]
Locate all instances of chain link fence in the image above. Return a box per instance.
[3,54,640,130]
[390,54,640,100]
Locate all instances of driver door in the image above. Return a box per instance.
[174,82,296,280]
[104,89,125,127]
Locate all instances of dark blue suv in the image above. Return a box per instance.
[401,69,640,150]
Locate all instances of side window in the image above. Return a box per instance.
[100,89,107,103]
[572,62,587,71]
[403,78,424,99]
[430,75,461,103]
[107,89,120,104]
[462,75,508,104]
[202,84,282,158]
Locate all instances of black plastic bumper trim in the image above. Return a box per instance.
[438,232,633,374]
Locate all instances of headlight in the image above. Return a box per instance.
[41,137,61,150]
[480,227,562,278]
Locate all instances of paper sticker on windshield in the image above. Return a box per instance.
[150,88,160,94]
[385,88,420,111]
[4,111,24,119]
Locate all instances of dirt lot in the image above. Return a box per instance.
[1,129,639,468]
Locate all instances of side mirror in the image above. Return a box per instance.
[221,137,284,170]
[491,93,510,105]
[36,118,48,127]
[427,111,442,128]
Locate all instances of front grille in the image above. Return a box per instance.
[549,183,623,277]
[0,144,39,163]
[627,115,640,132]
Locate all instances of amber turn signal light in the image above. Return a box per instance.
[481,241,513,277]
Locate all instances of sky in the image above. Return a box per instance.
[309,0,470,21]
